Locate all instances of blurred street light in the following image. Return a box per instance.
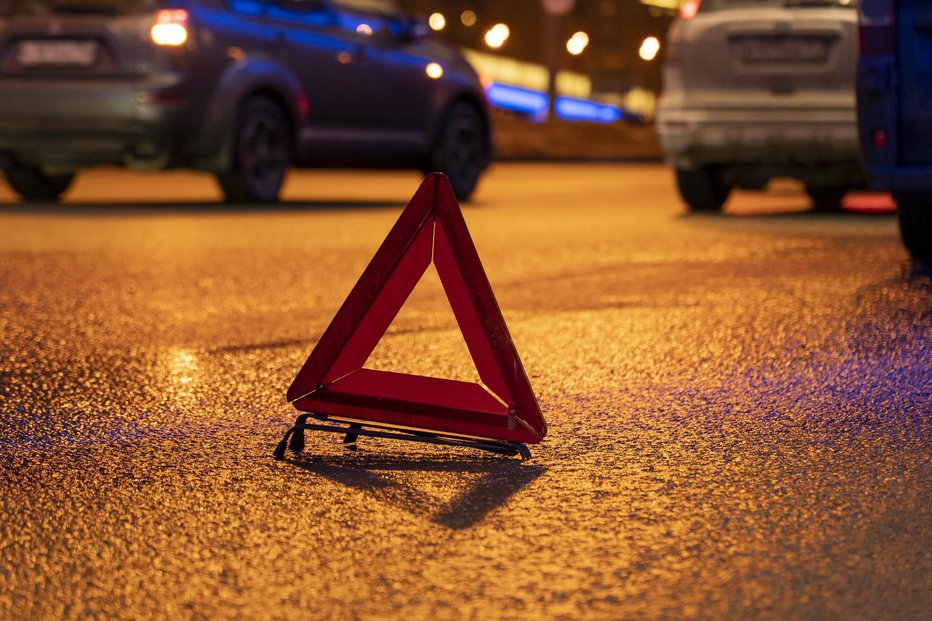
[410,0,674,99]
[485,23,510,49]
[542,0,574,16]
[639,36,661,61]
[428,12,446,31]
[566,31,589,56]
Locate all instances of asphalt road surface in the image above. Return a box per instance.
[1,164,929,620]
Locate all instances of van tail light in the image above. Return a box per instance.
[680,0,701,20]
[150,9,190,47]
[858,0,895,56]
[873,129,889,149]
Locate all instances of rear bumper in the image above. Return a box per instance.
[0,75,190,169]
[656,107,859,169]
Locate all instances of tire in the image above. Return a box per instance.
[426,102,488,202]
[216,96,290,203]
[806,186,847,213]
[675,166,730,212]
[1,160,73,202]
[895,194,932,262]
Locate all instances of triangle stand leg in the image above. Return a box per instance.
[342,423,363,446]
[273,414,531,461]
[286,413,311,454]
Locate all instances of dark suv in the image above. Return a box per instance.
[0,0,491,202]
[857,0,932,261]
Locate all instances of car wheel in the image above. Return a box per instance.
[2,160,74,202]
[427,103,488,202]
[895,194,932,262]
[675,167,730,212]
[806,186,847,213]
[217,96,290,203]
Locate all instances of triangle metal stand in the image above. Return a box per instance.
[274,413,531,461]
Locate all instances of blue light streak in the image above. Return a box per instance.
[484,82,625,123]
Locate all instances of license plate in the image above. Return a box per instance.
[17,40,99,67]
[733,37,830,64]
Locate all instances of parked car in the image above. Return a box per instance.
[857,0,932,261]
[656,0,864,213]
[0,0,491,203]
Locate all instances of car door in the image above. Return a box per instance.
[326,0,432,158]
[258,0,367,156]
[897,0,932,167]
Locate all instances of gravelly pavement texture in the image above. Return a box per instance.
[1,164,929,620]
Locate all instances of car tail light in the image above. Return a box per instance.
[150,9,189,47]
[858,0,895,56]
[680,0,701,20]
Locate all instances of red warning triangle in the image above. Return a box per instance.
[287,173,546,445]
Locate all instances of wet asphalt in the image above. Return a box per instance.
[0,163,929,620]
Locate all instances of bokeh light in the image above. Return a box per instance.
[639,36,661,61]
[484,23,510,49]
[428,12,446,31]
[566,31,589,56]
[425,62,444,79]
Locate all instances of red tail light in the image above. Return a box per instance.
[873,129,889,149]
[150,9,189,47]
[858,0,895,56]
[680,0,702,20]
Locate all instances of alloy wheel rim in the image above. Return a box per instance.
[240,112,287,197]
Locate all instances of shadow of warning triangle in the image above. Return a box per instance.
[287,453,547,529]
[275,173,547,460]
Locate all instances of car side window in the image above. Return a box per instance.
[266,0,334,25]
[330,0,401,19]
[229,0,336,26]
[329,0,407,39]
[229,0,263,16]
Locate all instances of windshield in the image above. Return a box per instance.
[0,0,163,15]
[699,0,855,10]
